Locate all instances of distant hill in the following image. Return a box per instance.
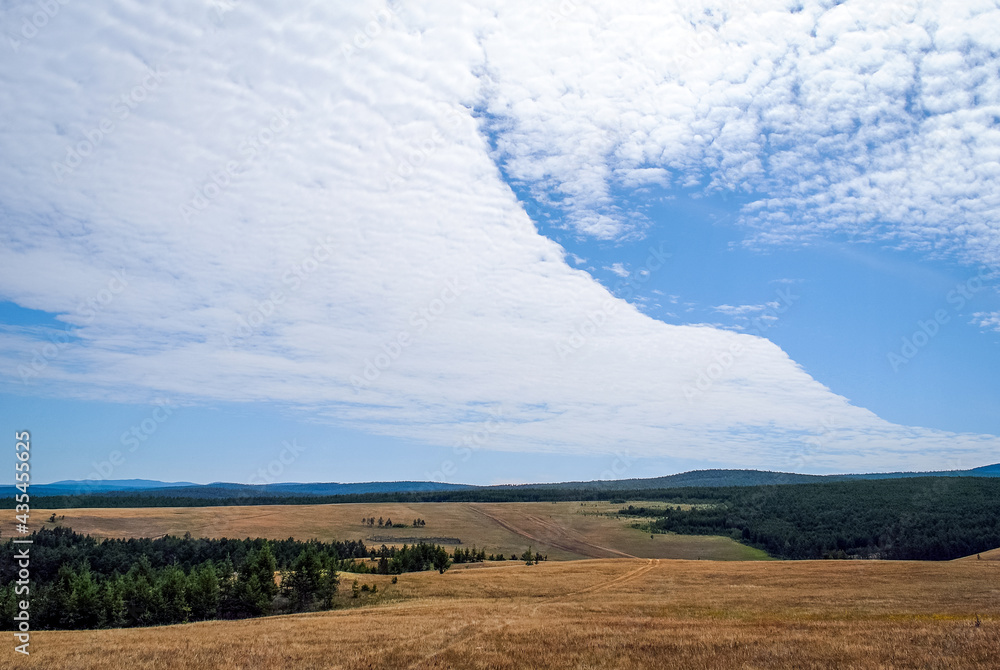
[969,463,1000,475]
[26,479,198,496]
[503,464,1000,491]
[17,479,476,499]
[522,469,827,490]
[17,464,998,500]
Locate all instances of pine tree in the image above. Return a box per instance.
[158,564,191,624]
[319,557,340,610]
[188,561,220,621]
[101,575,127,627]
[230,543,279,618]
[287,545,323,612]
[123,556,163,627]
[433,547,451,574]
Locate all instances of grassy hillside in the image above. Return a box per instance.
[4,558,996,669]
[33,501,765,562]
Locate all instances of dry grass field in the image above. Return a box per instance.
[955,546,1000,561]
[35,501,768,561]
[4,557,997,669]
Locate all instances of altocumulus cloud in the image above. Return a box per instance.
[0,0,997,472]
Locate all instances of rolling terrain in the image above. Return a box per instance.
[35,501,767,561]
[4,557,996,669]
[18,463,1000,500]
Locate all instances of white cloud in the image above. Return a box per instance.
[478,0,1000,270]
[0,0,996,473]
[714,302,781,316]
[604,263,630,278]
[972,312,1000,333]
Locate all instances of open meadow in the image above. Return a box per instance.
[35,501,767,561]
[4,556,996,669]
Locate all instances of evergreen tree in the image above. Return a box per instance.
[319,557,340,610]
[101,575,127,628]
[217,555,239,619]
[188,561,220,621]
[158,564,191,624]
[433,547,451,574]
[69,563,103,629]
[286,545,323,611]
[229,543,279,618]
[123,556,163,627]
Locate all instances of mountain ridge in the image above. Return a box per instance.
[21,463,1000,498]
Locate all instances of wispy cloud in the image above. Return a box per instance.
[972,312,1000,333]
[480,0,1000,272]
[714,302,781,317]
[603,263,630,278]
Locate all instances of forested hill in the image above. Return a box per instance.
[619,476,1000,560]
[526,464,1000,490]
[14,463,999,502]
[9,479,477,499]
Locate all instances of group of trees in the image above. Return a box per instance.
[351,542,546,573]
[0,527,368,587]
[361,516,425,528]
[10,476,1000,511]
[0,527,456,631]
[619,478,1000,560]
[0,541,285,629]
[361,542,451,574]
[1,487,648,510]
[451,546,487,563]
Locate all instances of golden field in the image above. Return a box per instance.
[35,501,768,561]
[3,557,997,669]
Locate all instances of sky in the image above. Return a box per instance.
[1,0,998,486]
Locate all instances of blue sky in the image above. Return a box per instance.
[531,191,1000,436]
[1,0,999,485]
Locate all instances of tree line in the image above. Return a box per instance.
[5,474,999,510]
[619,477,1000,560]
[0,528,464,630]
[1,534,293,629]
[0,527,557,629]
[361,516,426,528]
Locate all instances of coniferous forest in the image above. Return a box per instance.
[619,477,1000,560]
[0,528,455,630]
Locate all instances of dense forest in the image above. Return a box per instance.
[0,528,461,630]
[619,477,1000,560]
[8,475,1000,513]
[0,488,628,508]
